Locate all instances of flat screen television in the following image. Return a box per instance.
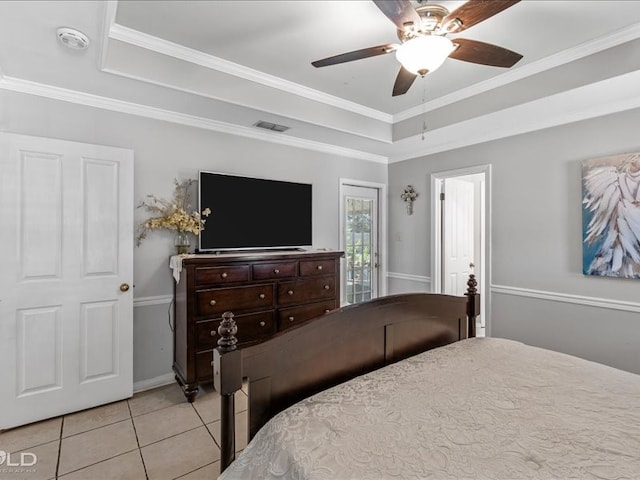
[198,171,313,252]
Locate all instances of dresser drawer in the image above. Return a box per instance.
[300,259,336,277]
[278,300,336,331]
[194,265,249,286]
[196,350,215,383]
[277,277,336,306]
[196,311,276,349]
[252,261,298,281]
[197,284,274,316]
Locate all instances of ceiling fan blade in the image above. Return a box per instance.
[392,66,417,96]
[373,0,422,31]
[449,38,522,68]
[312,44,396,68]
[443,0,520,33]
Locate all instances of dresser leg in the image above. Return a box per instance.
[183,384,199,403]
[174,373,199,402]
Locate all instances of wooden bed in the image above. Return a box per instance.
[213,275,481,473]
[213,275,640,478]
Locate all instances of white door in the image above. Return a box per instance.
[0,133,134,429]
[341,185,379,304]
[442,177,475,296]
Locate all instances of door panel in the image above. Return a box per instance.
[80,300,119,382]
[443,178,475,296]
[83,159,120,276]
[0,133,134,429]
[17,306,62,396]
[19,151,63,280]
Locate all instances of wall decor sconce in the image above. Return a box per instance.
[401,185,418,215]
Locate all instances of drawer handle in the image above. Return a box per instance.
[287,290,294,296]
[317,265,323,271]
[221,272,228,279]
[323,285,330,290]
[288,316,295,322]
[259,321,266,327]
[209,299,217,306]
[259,293,266,299]
[210,330,217,337]
[273,269,280,274]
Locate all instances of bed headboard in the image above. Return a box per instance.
[214,274,480,472]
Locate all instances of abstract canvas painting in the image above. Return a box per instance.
[582,152,640,278]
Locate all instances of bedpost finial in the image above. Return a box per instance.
[466,274,478,296]
[217,311,238,352]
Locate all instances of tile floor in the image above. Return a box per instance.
[0,382,248,480]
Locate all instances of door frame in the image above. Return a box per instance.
[339,178,387,304]
[430,165,491,335]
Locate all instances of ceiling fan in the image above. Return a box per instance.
[311,0,523,96]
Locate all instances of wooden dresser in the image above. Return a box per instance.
[173,250,343,401]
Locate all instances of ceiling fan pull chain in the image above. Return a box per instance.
[421,76,427,141]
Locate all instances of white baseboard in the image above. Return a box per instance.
[133,373,176,394]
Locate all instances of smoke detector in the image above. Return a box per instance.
[57,27,90,50]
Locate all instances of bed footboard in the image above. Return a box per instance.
[214,274,480,471]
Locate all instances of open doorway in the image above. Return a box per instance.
[431,165,490,336]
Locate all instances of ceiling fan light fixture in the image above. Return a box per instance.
[395,35,454,76]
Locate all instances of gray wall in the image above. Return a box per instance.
[388,107,640,375]
[5,87,639,381]
[2,91,388,386]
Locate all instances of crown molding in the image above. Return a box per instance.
[99,1,118,71]
[4,68,637,166]
[99,64,392,145]
[393,22,640,123]
[108,23,393,124]
[0,75,389,164]
[492,284,640,314]
[389,69,640,163]
[108,19,640,128]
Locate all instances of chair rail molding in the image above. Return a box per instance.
[133,294,173,308]
[491,284,640,314]
[387,272,431,284]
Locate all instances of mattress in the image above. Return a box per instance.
[219,337,640,479]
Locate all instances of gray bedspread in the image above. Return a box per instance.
[219,337,640,479]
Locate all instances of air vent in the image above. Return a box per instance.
[254,121,290,133]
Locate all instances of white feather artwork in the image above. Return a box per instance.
[582,152,640,278]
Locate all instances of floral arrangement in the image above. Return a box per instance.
[136,178,211,247]
[401,185,418,203]
[401,185,418,215]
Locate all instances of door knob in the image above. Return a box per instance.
[119,283,130,292]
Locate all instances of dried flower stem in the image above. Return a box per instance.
[136,178,211,247]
